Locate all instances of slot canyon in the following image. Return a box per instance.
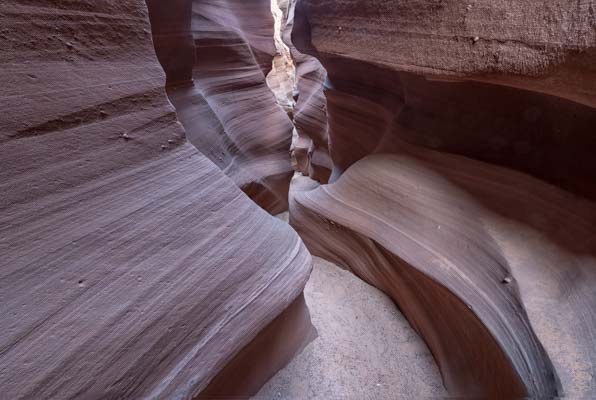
[1,0,595,398]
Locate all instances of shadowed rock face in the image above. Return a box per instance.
[284,2,331,183]
[290,149,596,398]
[294,0,596,200]
[147,0,295,214]
[290,0,596,398]
[0,0,312,398]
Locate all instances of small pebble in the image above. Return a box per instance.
[161,145,167,150]
[473,36,480,43]
[100,110,108,118]
[65,41,74,49]
[122,133,131,140]
[502,276,512,284]
[167,139,174,144]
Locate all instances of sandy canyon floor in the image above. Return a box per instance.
[255,215,447,399]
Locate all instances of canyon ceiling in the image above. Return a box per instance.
[0,0,595,399]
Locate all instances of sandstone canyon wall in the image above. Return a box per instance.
[0,0,313,398]
[1,0,596,398]
[284,2,331,183]
[290,0,596,398]
[147,0,295,214]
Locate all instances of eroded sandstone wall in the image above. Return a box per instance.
[0,1,312,398]
[283,1,331,183]
[147,0,295,214]
[290,0,596,398]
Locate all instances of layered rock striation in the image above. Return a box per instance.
[0,1,312,398]
[290,0,596,398]
[2,0,595,398]
[293,0,596,199]
[291,147,596,398]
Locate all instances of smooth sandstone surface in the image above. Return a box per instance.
[289,6,596,395]
[290,147,596,398]
[2,0,595,398]
[0,1,311,398]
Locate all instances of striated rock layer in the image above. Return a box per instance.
[291,147,596,399]
[294,0,596,200]
[0,1,312,398]
[292,0,596,398]
[147,0,295,214]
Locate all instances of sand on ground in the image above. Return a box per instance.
[255,225,447,399]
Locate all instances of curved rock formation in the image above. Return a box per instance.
[3,0,595,397]
[258,256,447,398]
[290,0,596,398]
[291,146,596,398]
[147,0,295,214]
[0,1,312,398]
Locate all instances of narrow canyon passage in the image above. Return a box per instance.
[258,231,446,399]
[1,0,595,399]
[257,4,448,397]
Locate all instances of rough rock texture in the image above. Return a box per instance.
[147,0,295,213]
[257,255,447,399]
[291,0,596,398]
[294,0,596,200]
[296,0,596,109]
[0,1,312,398]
